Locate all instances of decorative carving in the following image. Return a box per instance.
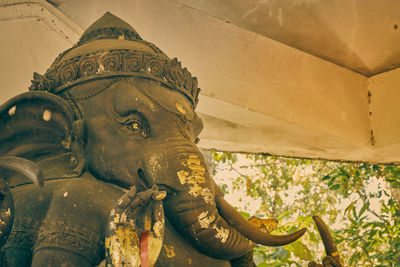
[4,218,41,251]
[123,53,143,72]
[29,73,51,92]
[60,63,78,83]
[102,52,121,72]
[35,220,103,265]
[80,55,99,76]
[145,57,165,78]
[29,50,201,108]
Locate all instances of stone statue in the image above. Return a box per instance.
[0,12,342,267]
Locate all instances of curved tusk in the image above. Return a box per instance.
[0,156,44,188]
[216,194,306,246]
[312,215,339,257]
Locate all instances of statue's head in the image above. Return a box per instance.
[0,13,305,260]
[1,12,204,188]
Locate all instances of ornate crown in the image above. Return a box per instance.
[29,12,200,108]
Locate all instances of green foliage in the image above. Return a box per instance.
[211,151,400,266]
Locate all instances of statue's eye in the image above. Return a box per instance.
[122,119,149,138]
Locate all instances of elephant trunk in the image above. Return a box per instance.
[164,191,256,259]
[144,140,305,259]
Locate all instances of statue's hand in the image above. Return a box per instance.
[308,255,343,267]
[308,260,323,267]
[105,185,166,267]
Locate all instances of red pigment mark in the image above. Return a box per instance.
[141,232,149,267]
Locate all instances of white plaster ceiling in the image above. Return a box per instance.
[172,0,400,77]
[2,0,400,163]
[0,0,81,101]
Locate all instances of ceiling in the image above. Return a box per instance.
[172,0,400,77]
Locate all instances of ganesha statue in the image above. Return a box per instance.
[0,12,342,267]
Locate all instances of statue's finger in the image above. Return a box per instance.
[126,188,163,215]
[126,186,137,198]
[116,186,137,209]
[114,187,165,226]
[152,190,166,201]
[120,188,163,224]
[131,189,155,208]
[151,184,158,191]
[149,184,166,200]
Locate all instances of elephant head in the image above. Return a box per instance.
[1,12,306,262]
[67,76,305,260]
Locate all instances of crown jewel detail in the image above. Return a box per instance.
[29,50,200,107]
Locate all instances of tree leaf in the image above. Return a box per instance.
[359,202,369,217]
[287,241,312,261]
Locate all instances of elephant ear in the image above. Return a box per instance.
[0,91,86,185]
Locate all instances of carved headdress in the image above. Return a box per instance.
[29,12,200,108]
